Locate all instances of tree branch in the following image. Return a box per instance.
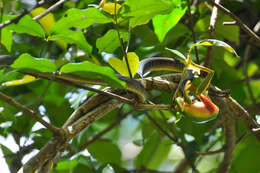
[0,91,60,135]
[33,0,66,21]
[215,99,236,173]
[0,0,45,29]
[243,21,260,105]
[23,74,260,172]
[208,0,260,44]
[186,0,199,64]
[205,0,221,67]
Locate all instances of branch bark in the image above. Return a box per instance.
[205,0,221,67]
[22,74,260,172]
[0,91,60,135]
[208,1,260,44]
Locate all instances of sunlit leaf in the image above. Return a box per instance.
[7,15,45,38]
[50,8,113,33]
[102,3,121,15]
[152,0,187,42]
[190,39,239,57]
[31,7,55,34]
[96,29,128,53]
[2,75,37,87]
[56,159,78,170]
[11,53,57,73]
[31,7,67,49]
[108,52,139,77]
[49,30,92,54]
[1,28,12,52]
[60,61,126,88]
[124,0,174,27]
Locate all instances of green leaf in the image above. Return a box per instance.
[190,39,239,57]
[11,53,57,73]
[108,52,139,77]
[49,30,92,54]
[50,8,113,33]
[165,48,186,62]
[87,140,121,165]
[124,0,175,27]
[1,28,13,52]
[152,0,187,42]
[56,159,78,170]
[96,29,128,53]
[135,133,172,169]
[7,15,45,38]
[195,14,240,44]
[231,135,260,173]
[1,144,14,167]
[60,61,126,88]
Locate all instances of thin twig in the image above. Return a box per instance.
[114,0,132,78]
[0,91,60,135]
[0,0,45,29]
[186,0,199,64]
[205,0,221,67]
[25,72,134,105]
[33,0,66,21]
[242,21,260,105]
[208,0,260,44]
[146,113,224,156]
[173,159,190,173]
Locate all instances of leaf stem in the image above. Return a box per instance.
[186,0,199,64]
[113,0,133,78]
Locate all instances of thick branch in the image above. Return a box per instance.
[23,74,260,172]
[215,99,236,173]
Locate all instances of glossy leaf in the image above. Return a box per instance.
[2,75,37,87]
[1,28,12,52]
[50,8,113,33]
[56,159,78,170]
[108,52,139,77]
[11,53,57,72]
[190,39,239,57]
[124,0,175,27]
[7,15,45,38]
[60,61,126,88]
[102,3,122,15]
[49,30,92,54]
[152,0,187,42]
[31,7,67,49]
[96,29,128,53]
[165,48,186,62]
